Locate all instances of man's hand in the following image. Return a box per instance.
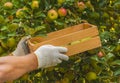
[0,44,69,82]
[12,36,30,56]
[34,45,69,68]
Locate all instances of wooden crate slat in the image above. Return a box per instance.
[66,36,101,56]
[84,23,93,29]
[47,23,92,39]
[33,27,99,51]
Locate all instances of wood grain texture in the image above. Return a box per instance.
[47,23,92,39]
[66,36,101,56]
[33,27,98,50]
[27,23,101,55]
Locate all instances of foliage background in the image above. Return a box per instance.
[0,0,120,83]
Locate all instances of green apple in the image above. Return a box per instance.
[16,9,24,18]
[4,2,13,9]
[47,9,58,20]
[7,37,16,48]
[102,12,109,19]
[23,6,29,11]
[61,77,69,83]
[57,0,65,4]
[81,37,91,42]
[9,23,19,31]
[115,44,120,52]
[71,41,80,45]
[86,72,97,81]
[31,1,39,9]
[58,8,67,17]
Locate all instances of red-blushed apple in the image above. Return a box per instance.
[58,8,67,17]
[98,51,104,58]
[31,1,39,9]
[47,9,58,20]
[4,2,13,9]
[77,2,86,11]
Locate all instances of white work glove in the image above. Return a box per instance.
[12,36,31,56]
[34,45,69,68]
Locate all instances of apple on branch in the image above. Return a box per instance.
[31,1,39,9]
[16,9,24,18]
[58,8,67,17]
[77,2,86,11]
[47,9,58,20]
[98,51,104,58]
[57,0,65,5]
[4,2,13,9]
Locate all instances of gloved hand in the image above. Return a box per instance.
[12,36,31,56]
[34,45,69,68]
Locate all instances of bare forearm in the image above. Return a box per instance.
[0,53,38,82]
[23,53,38,72]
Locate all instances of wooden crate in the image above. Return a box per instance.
[27,23,101,56]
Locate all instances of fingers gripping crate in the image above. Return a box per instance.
[27,23,101,56]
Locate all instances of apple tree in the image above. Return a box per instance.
[0,0,120,83]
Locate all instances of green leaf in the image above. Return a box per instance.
[8,32,16,37]
[114,69,120,76]
[114,0,120,5]
[35,12,46,18]
[91,55,100,62]
[111,60,120,66]
[106,53,115,60]
[1,26,8,31]
[54,20,64,26]
[100,31,111,40]
[0,35,7,39]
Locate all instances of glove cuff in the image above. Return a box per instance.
[34,50,43,69]
[12,49,20,56]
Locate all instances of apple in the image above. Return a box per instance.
[81,37,91,42]
[71,41,80,45]
[58,8,67,17]
[98,51,104,58]
[61,77,69,83]
[86,72,97,81]
[4,2,13,9]
[77,2,86,11]
[102,12,109,19]
[23,6,29,11]
[16,9,24,18]
[57,0,65,4]
[31,1,39,9]
[9,23,19,31]
[47,9,58,20]
[7,37,16,48]
[115,44,120,52]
